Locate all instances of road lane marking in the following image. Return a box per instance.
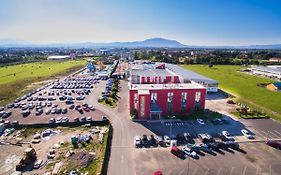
[269,165,272,175]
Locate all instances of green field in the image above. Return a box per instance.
[182,65,281,121]
[0,60,86,105]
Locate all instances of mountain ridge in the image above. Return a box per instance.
[0,37,281,49]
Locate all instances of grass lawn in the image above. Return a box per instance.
[182,65,281,121]
[0,60,86,105]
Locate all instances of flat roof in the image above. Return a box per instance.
[131,68,174,77]
[48,55,70,59]
[165,63,218,84]
[130,82,205,91]
[252,66,281,74]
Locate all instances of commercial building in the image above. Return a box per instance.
[251,66,281,80]
[47,55,71,60]
[164,63,218,92]
[128,63,207,120]
[266,82,281,91]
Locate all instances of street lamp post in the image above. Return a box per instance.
[169,115,176,138]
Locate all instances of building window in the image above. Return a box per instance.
[140,96,145,118]
[195,92,201,109]
[134,93,138,110]
[151,92,157,103]
[167,92,173,113]
[181,92,187,112]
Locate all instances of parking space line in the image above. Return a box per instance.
[269,165,272,175]
[260,130,271,138]
[267,131,280,138]
[178,169,185,175]
[229,167,235,175]
[273,130,281,137]
[256,166,259,175]
[242,166,247,175]
[192,167,198,175]
[256,130,267,138]
[217,168,222,175]
[203,168,210,175]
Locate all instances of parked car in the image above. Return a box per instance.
[265,139,281,149]
[241,129,254,139]
[56,117,62,123]
[134,135,142,148]
[150,135,157,147]
[171,146,185,159]
[222,131,234,141]
[142,135,149,147]
[196,118,205,125]
[182,146,197,158]
[86,116,92,122]
[69,104,75,109]
[225,141,239,149]
[217,133,228,141]
[80,116,86,122]
[211,118,223,125]
[199,143,212,153]
[62,117,69,123]
[49,118,55,124]
[45,109,51,115]
[73,117,79,122]
[164,135,171,144]
[198,133,213,143]
[34,159,43,169]
[62,108,68,114]
[157,135,166,147]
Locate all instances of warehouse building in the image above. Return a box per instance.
[251,66,281,80]
[129,63,207,120]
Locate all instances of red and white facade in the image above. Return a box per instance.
[129,63,207,120]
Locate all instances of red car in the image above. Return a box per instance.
[265,139,281,149]
[171,146,185,159]
[83,107,90,112]
[153,171,163,175]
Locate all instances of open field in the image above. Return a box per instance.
[0,60,86,105]
[182,65,281,121]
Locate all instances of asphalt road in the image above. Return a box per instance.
[86,80,152,175]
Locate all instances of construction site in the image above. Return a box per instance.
[0,125,110,175]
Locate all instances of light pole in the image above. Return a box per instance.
[169,115,176,138]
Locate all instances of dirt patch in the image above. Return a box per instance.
[70,151,94,168]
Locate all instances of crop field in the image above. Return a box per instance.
[0,60,86,105]
[182,65,281,121]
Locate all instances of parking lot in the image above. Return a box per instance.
[0,74,108,125]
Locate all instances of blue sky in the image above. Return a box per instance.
[0,0,281,45]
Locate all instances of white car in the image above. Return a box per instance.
[182,146,197,158]
[56,117,62,123]
[222,131,234,140]
[164,135,171,144]
[134,135,142,147]
[62,117,69,123]
[241,129,254,139]
[197,118,205,125]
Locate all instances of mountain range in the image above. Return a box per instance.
[0,37,281,49]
